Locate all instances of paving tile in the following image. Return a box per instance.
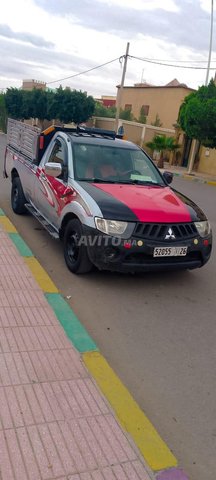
[16,427,41,480]
[4,428,29,479]
[132,460,154,479]
[48,422,77,474]
[105,415,137,461]
[0,429,16,479]
[0,289,48,308]
[36,423,66,478]
[124,460,152,479]
[0,349,86,385]
[78,417,110,468]
[83,378,110,415]
[95,415,130,464]
[0,306,57,327]
[60,419,94,471]
[27,424,54,479]
[0,387,14,429]
[0,325,72,352]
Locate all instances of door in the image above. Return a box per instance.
[34,136,70,227]
[182,136,192,167]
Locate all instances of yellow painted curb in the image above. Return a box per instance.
[24,257,58,293]
[83,351,177,471]
[207,181,216,186]
[183,175,194,181]
[0,216,17,233]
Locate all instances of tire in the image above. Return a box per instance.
[63,219,93,274]
[11,177,27,214]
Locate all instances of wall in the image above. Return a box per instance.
[89,117,175,149]
[198,146,216,175]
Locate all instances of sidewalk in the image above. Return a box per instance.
[0,222,154,480]
[0,213,190,480]
[161,164,216,185]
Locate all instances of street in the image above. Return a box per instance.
[0,132,216,480]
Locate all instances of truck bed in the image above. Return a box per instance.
[7,118,41,162]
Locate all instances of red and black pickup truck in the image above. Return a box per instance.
[4,119,212,274]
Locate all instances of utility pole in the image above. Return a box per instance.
[115,42,130,132]
[206,0,214,86]
[188,0,214,173]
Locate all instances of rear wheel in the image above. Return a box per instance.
[63,219,93,274]
[11,177,27,214]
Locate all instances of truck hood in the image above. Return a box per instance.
[79,182,206,223]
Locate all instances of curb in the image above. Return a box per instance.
[172,171,216,186]
[0,209,189,480]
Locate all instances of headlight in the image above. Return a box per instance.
[194,221,211,237]
[95,217,128,236]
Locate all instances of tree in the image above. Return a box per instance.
[120,107,134,121]
[151,114,163,127]
[31,89,53,126]
[179,79,216,148]
[21,90,35,120]
[94,102,116,118]
[0,93,7,133]
[4,86,95,127]
[5,88,24,119]
[137,106,146,124]
[146,135,180,168]
[48,87,95,125]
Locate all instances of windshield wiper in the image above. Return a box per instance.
[124,179,163,186]
[78,178,164,186]
[78,178,117,183]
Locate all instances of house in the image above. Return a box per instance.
[22,79,46,91]
[95,95,116,107]
[116,79,195,129]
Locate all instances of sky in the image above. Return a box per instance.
[0,0,216,97]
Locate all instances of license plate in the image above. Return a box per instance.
[153,246,188,257]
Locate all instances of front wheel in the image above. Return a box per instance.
[11,177,27,214]
[63,219,93,274]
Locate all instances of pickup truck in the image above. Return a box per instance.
[4,118,212,274]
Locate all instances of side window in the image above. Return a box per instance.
[47,138,68,180]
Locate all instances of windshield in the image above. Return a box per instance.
[73,143,165,186]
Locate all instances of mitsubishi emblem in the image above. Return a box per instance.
[165,227,175,240]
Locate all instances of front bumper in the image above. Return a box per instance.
[83,225,212,273]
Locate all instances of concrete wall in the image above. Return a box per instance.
[89,117,175,148]
[198,146,216,175]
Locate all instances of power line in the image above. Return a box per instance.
[132,57,216,64]
[1,51,216,92]
[46,57,121,85]
[130,55,216,70]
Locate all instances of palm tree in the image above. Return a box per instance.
[146,135,180,168]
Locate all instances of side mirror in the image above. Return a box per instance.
[44,162,62,178]
[163,171,173,184]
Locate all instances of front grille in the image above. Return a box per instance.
[133,222,197,241]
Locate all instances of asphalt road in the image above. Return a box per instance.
[1,133,216,480]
